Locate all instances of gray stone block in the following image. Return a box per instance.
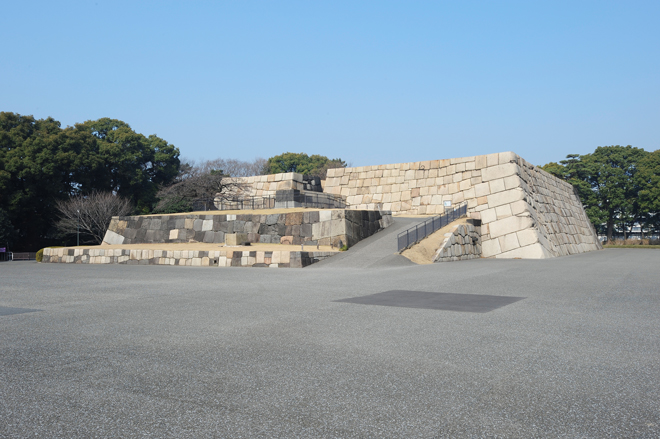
[203,231,215,243]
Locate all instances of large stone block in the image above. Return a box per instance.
[488,215,534,239]
[481,238,502,258]
[499,232,520,252]
[496,243,552,259]
[486,188,524,208]
[481,163,519,182]
[226,233,248,246]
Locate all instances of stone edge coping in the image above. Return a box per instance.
[42,248,338,268]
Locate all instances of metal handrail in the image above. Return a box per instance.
[187,193,351,211]
[397,202,467,252]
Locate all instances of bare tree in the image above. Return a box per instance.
[56,192,134,244]
[180,157,267,178]
[155,171,246,212]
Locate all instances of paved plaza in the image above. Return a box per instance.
[1,249,659,437]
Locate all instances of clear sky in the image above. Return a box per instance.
[2,1,658,167]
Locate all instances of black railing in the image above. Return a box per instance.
[281,192,348,209]
[397,202,468,252]
[194,192,348,211]
[216,196,276,211]
[10,252,37,261]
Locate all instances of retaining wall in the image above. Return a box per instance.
[433,222,482,262]
[42,247,335,268]
[320,152,601,259]
[103,210,392,249]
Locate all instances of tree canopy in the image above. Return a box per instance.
[541,145,659,240]
[0,112,180,250]
[266,152,346,178]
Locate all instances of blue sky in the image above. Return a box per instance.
[2,1,658,167]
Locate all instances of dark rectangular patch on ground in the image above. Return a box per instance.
[0,306,40,317]
[335,290,524,313]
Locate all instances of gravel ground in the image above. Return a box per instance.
[1,248,659,438]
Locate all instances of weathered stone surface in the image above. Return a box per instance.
[226,233,248,246]
[102,230,125,245]
[312,151,600,259]
[433,222,481,263]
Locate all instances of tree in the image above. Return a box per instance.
[266,152,347,178]
[0,112,180,250]
[183,157,268,178]
[636,149,660,237]
[75,118,180,212]
[0,113,106,249]
[542,146,649,241]
[0,208,16,248]
[154,170,245,213]
[56,192,134,244]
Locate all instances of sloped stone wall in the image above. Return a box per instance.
[103,210,392,249]
[433,222,482,262]
[321,152,600,259]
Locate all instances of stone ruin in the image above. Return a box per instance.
[235,151,602,259]
[42,151,602,267]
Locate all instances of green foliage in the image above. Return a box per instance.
[0,112,180,250]
[0,208,16,246]
[76,118,180,211]
[636,149,660,234]
[541,145,657,240]
[266,152,346,178]
[339,244,349,251]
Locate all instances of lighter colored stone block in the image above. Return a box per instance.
[488,215,534,238]
[499,151,518,164]
[102,230,125,245]
[510,200,530,215]
[474,182,490,197]
[489,178,505,194]
[226,233,248,246]
[499,232,520,252]
[494,204,512,219]
[202,220,213,231]
[517,229,541,247]
[319,210,332,222]
[481,163,519,182]
[481,208,497,224]
[481,238,502,258]
[503,175,522,190]
[495,243,552,259]
[486,153,499,167]
[486,188,524,208]
[169,229,179,240]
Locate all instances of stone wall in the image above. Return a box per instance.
[433,221,481,262]
[321,152,601,259]
[228,172,307,198]
[103,210,392,249]
[43,247,335,268]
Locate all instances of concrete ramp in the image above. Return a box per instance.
[311,217,420,269]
